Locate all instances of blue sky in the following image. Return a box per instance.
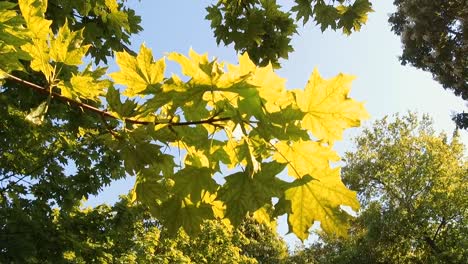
[88,0,467,247]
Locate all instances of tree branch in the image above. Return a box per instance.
[432,217,446,241]
[5,73,231,127]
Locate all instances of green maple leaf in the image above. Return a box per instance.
[291,0,313,25]
[106,86,139,118]
[172,166,219,203]
[314,3,340,32]
[255,104,308,141]
[160,197,215,235]
[131,171,170,206]
[110,44,165,97]
[218,162,287,226]
[280,168,359,241]
[337,0,373,35]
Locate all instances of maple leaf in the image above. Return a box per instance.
[172,166,219,203]
[337,0,373,35]
[58,65,110,102]
[167,49,213,85]
[279,168,359,241]
[295,69,369,144]
[218,162,287,226]
[50,20,90,66]
[18,0,50,41]
[18,0,53,79]
[160,197,215,235]
[110,44,165,97]
[226,53,292,113]
[273,140,339,178]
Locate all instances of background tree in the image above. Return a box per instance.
[0,0,370,261]
[388,1,468,128]
[290,113,468,263]
[2,194,289,263]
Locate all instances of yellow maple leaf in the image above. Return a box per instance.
[295,69,369,143]
[273,140,339,179]
[221,53,292,112]
[110,44,165,97]
[285,168,359,241]
[167,49,213,85]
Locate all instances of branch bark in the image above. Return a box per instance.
[5,73,231,126]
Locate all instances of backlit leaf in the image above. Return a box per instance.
[273,140,339,178]
[219,162,287,226]
[281,168,359,241]
[295,69,369,143]
[110,44,165,97]
[50,20,90,66]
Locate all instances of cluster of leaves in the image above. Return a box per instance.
[289,113,468,263]
[46,0,142,63]
[0,0,369,244]
[206,0,373,67]
[388,1,467,128]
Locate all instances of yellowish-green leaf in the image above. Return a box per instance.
[167,49,212,85]
[252,205,277,231]
[18,0,53,79]
[25,100,48,125]
[50,21,90,65]
[21,41,52,80]
[56,65,110,101]
[224,53,292,112]
[18,0,51,41]
[110,44,165,97]
[183,146,210,168]
[69,74,109,101]
[283,168,359,241]
[273,140,339,178]
[295,69,369,143]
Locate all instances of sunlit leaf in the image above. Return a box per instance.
[50,20,90,66]
[273,140,339,178]
[110,44,165,97]
[295,69,369,143]
[280,168,359,241]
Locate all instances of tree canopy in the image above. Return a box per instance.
[0,0,371,260]
[206,0,373,67]
[289,113,468,263]
[388,0,468,128]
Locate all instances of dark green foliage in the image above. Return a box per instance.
[389,1,468,128]
[206,0,373,67]
[206,0,297,68]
